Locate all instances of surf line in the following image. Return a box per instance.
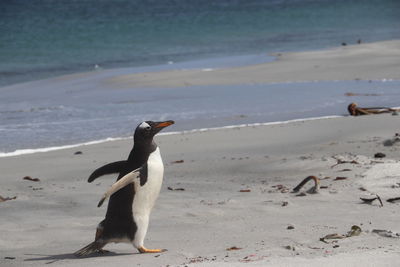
[0,115,342,158]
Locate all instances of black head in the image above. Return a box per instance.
[134,120,174,144]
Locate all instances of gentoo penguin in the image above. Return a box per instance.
[74,120,174,256]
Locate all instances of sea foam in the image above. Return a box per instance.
[0,115,341,158]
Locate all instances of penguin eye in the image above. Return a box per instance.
[145,126,151,131]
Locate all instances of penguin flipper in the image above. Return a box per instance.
[88,161,127,183]
[74,241,106,257]
[97,167,142,207]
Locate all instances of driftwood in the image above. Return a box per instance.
[387,197,400,203]
[347,102,398,116]
[0,195,17,202]
[331,158,359,168]
[167,187,185,191]
[320,225,362,243]
[23,176,40,182]
[360,195,383,207]
[239,189,251,192]
[292,176,320,194]
[226,246,242,251]
[361,196,400,205]
[171,160,184,164]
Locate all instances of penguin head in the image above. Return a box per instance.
[134,120,174,143]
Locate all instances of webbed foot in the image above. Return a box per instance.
[138,246,167,253]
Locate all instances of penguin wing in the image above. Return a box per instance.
[87,161,127,183]
[97,167,142,207]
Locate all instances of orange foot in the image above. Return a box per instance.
[138,246,167,253]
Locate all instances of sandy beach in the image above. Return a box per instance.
[108,40,400,88]
[1,40,400,266]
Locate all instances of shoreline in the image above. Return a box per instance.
[0,115,342,158]
[0,52,275,89]
[2,39,399,90]
[2,39,400,156]
[108,39,400,88]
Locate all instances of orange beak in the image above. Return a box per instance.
[155,120,175,128]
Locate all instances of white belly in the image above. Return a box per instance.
[132,147,164,248]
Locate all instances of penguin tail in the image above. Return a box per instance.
[74,241,105,257]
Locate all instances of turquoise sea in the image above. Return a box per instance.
[0,0,400,154]
[2,0,399,86]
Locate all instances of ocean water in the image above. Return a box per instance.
[2,73,400,154]
[1,0,400,154]
[1,0,399,86]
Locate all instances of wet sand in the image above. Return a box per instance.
[108,40,400,88]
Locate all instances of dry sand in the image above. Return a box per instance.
[1,40,400,266]
[1,114,400,266]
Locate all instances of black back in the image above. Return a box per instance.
[99,120,174,239]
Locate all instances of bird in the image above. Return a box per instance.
[74,120,174,256]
